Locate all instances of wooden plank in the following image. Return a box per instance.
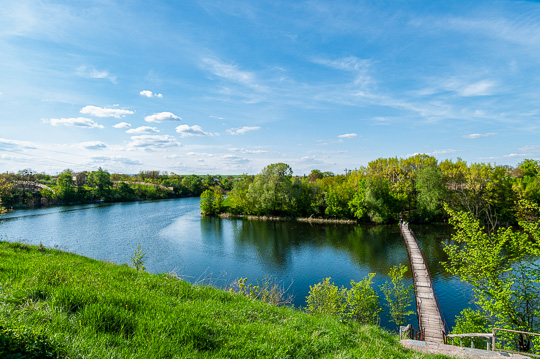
[400,223,445,344]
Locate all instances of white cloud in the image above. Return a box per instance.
[226,126,260,135]
[80,141,107,150]
[77,66,117,84]
[90,156,143,166]
[463,132,496,139]
[46,117,104,128]
[210,115,225,120]
[113,122,132,129]
[80,105,134,118]
[128,135,180,151]
[314,56,372,87]
[186,152,214,157]
[431,149,460,155]
[338,133,358,139]
[202,58,257,87]
[0,138,36,149]
[145,112,182,123]
[229,147,269,154]
[140,90,163,98]
[221,154,250,165]
[175,124,217,137]
[519,145,540,153]
[459,80,496,97]
[126,126,160,134]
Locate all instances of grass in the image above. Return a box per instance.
[0,241,452,358]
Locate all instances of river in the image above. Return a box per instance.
[0,197,472,331]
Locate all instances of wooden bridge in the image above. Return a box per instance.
[400,222,446,343]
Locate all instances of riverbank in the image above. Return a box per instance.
[218,212,358,224]
[0,241,452,358]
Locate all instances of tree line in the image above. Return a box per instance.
[201,155,540,227]
[0,168,235,207]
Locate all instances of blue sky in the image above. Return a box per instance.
[1,0,540,175]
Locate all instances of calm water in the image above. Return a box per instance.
[0,197,472,330]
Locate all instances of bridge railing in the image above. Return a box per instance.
[446,328,540,357]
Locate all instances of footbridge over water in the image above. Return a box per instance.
[400,222,446,344]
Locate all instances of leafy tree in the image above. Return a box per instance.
[87,168,113,200]
[443,201,540,353]
[246,163,294,215]
[380,264,415,330]
[305,277,347,317]
[345,273,381,325]
[56,171,77,203]
[415,166,446,221]
[200,187,224,215]
[116,182,135,200]
[306,275,381,324]
[0,178,13,217]
[364,178,396,223]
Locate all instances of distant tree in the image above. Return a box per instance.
[415,166,446,221]
[87,167,113,200]
[56,171,77,203]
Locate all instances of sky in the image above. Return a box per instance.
[1,0,540,175]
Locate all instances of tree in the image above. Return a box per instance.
[56,171,77,203]
[415,166,446,221]
[306,275,381,325]
[443,201,540,353]
[246,163,294,215]
[0,178,13,217]
[380,264,415,330]
[199,187,224,215]
[87,168,113,200]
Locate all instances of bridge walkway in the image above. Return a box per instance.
[400,222,446,344]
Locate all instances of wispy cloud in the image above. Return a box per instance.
[338,133,358,139]
[80,141,107,150]
[0,138,36,150]
[229,147,270,154]
[76,66,117,84]
[459,80,496,97]
[80,105,134,118]
[463,132,496,139]
[221,154,250,165]
[113,122,131,129]
[145,112,182,123]
[90,156,143,166]
[226,126,260,135]
[128,135,180,151]
[314,56,372,87]
[140,90,163,98]
[202,58,258,87]
[175,124,217,137]
[126,126,160,134]
[46,117,104,128]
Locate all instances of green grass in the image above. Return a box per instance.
[0,241,451,358]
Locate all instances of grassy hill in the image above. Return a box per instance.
[0,241,451,358]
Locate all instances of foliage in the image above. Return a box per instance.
[380,264,415,330]
[130,244,146,271]
[305,275,381,325]
[450,308,491,348]
[443,201,540,353]
[305,277,347,318]
[232,276,293,306]
[200,187,224,215]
